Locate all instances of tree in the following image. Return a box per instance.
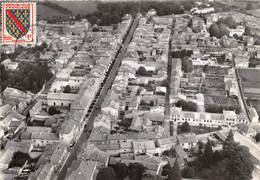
[38,42,48,51]
[114,162,128,180]
[48,106,60,115]
[218,23,229,37]
[224,16,237,29]
[75,14,81,21]
[143,174,164,180]
[162,147,176,158]
[244,26,252,36]
[162,163,172,176]
[209,23,221,38]
[0,65,8,81]
[247,2,254,10]
[255,39,260,45]
[197,141,204,157]
[255,133,260,142]
[176,100,197,112]
[223,130,234,150]
[128,163,146,180]
[63,85,71,93]
[201,140,214,168]
[179,121,191,133]
[206,104,222,113]
[136,66,147,76]
[182,56,193,73]
[161,79,168,87]
[96,167,117,180]
[182,167,195,178]
[224,144,254,180]
[168,159,182,180]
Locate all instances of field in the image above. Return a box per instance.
[54,1,98,15]
[238,69,260,83]
[38,3,71,20]
[238,69,260,114]
[247,9,260,18]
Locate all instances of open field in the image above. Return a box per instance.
[54,1,98,15]
[38,3,71,20]
[238,69,260,83]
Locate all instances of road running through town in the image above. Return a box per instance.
[54,17,139,180]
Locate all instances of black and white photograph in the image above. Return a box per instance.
[0,0,260,179]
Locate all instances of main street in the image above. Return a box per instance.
[55,17,139,180]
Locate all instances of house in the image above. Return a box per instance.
[94,113,114,130]
[133,140,158,155]
[1,58,18,70]
[37,164,55,180]
[5,141,32,153]
[0,104,13,119]
[119,155,166,175]
[178,133,197,150]
[248,107,259,123]
[156,136,177,153]
[3,87,33,104]
[229,26,245,37]
[60,118,79,145]
[50,143,69,171]
[47,93,77,108]
[29,101,42,116]
[79,143,110,166]
[31,132,59,147]
[191,7,214,14]
[234,55,249,68]
[0,149,14,170]
[66,160,98,180]
[0,111,26,131]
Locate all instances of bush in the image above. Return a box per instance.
[48,106,60,115]
[182,167,195,178]
[182,56,193,73]
[63,85,71,93]
[136,66,147,76]
[179,121,191,133]
[209,23,229,38]
[176,100,197,112]
[255,133,260,142]
[96,167,117,180]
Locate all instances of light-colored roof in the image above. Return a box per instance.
[50,143,67,165]
[38,164,54,180]
[31,132,58,141]
[47,93,77,101]
[178,133,197,144]
[5,141,31,153]
[80,143,110,165]
[66,160,98,180]
[0,104,12,118]
[143,112,164,122]
[3,87,33,102]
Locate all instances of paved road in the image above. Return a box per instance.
[234,132,260,162]
[55,18,139,180]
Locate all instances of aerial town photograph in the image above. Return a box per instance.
[1,0,260,180]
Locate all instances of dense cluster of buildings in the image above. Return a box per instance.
[1,1,260,180]
[0,15,133,179]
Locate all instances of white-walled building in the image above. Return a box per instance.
[1,59,18,70]
[171,107,248,127]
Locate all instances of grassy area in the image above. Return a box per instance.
[38,3,71,21]
[191,126,221,135]
[55,1,97,15]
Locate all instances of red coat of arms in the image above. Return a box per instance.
[2,2,36,45]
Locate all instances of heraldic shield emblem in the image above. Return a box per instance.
[5,9,30,39]
[2,2,37,44]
